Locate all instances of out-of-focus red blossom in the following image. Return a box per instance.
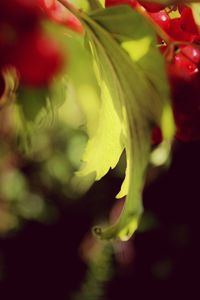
[0,1,37,39]
[1,0,41,32]
[0,0,73,89]
[13,31,65,87]
[39,0,84,33]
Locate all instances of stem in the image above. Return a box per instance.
[57,0,80,18]
[135,4,173,45]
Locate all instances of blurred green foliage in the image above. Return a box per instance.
[0,19,101,234]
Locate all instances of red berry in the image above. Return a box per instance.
[105,0,138,8]
[13,31,64,87]
[168,52,198,80]
[180,7,199,35]
[150,11,171,32]
[139,1,165,13]
[178,5,186,14]
[181,45,200,65]
[167,18,194,42]
[167,46,200,142]
[170,45,200,79]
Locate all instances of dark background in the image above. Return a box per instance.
[0,140,199,300]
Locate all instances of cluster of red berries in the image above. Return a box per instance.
[106,0,200,142]
[0,0,83,100]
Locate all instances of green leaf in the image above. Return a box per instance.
[71,74,124,194]
[76,80,124,181]
[161,103,175,141]
[76,6,169,240]
[87,0,103,10]
[192,3,200,27]
[17,87,49,121]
